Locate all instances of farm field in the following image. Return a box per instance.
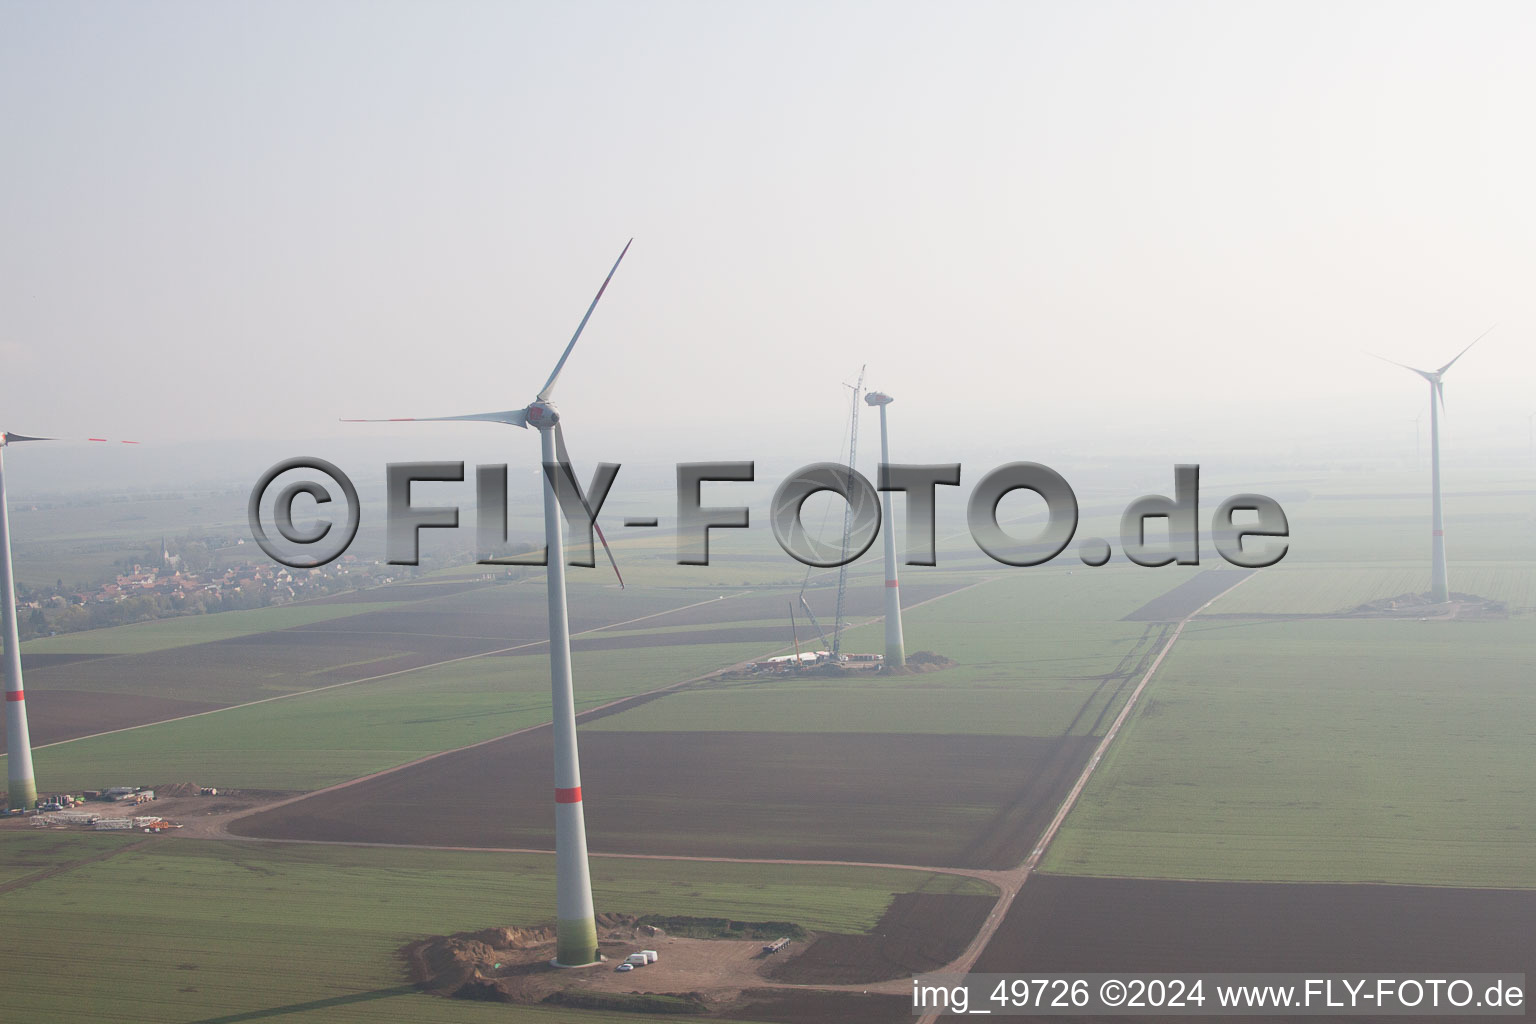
[7,573,984,791]
[0,830,142,887]
[1043,616,1536,886]
[0,832,971,1024]
[584,618,1174,737]
[18,632,778,792]
[584,565,1202,739]
[1206,561,1536,615]
[226,569,1207,864]
[231,729,1096,869]
[17,625,512,710]
[3,464,1531,1023]
[764,891,996,984]
[974,874,1535,976]
[1271,488,1536,566]
[3,575,847,771]
[20,600,405,656]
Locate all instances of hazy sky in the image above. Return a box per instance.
[3,1,1534,482]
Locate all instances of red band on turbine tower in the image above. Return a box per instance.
[1433,530,1444,536]
[555,787,582,804]
[5,690,22,701]
[885,580,899,588]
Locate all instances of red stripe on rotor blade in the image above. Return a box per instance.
[5,690,22,701]
[1433,530,1444,536]
[885,580,899,588]
[555,787,582,804]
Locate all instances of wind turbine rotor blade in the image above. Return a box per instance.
[536,239,633,403]
[341,409,529,427]
[1,432,139,445]
[591,523,623,589]
[1437,324,1495,375]
[1435,379,1446,414]
[1369,353,1436,382]
[553,421,624,589]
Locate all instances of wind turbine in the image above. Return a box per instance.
[863,390,904,668]
[1,432,139,809]
[1375,327,1492,604]
[346,241,630,966]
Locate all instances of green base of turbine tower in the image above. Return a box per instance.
[8,778,36,811]
[554,918,599,967]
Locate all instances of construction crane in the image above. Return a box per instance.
[831,365,865,660]
[787,600,803,664]
[798,593,832,652]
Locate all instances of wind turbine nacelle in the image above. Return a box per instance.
[865,392,894,407]
[525,402,560,428]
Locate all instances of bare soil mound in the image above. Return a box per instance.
[403,921,567,996]
[402,913,808,1015]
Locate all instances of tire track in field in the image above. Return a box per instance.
[0,837,150,897]
[1058,622,1162,739]
[1082,621,1172,737]
[952,619,1170,868]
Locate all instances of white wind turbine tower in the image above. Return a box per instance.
[1376,327,1492,605]
[347,241,630,966]
[1,432,139,809]
[863,390,904,668]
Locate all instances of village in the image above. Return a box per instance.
[14,542,399,640]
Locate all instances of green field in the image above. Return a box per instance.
[584,567,1189,737]
[582,668,1127,736]
[1043,616,1536,887]
[0,833,990,1024]
[1208,562,1536,615]
[1277,489,1536,566]
[16,635,777,792]
[0,830,143,885]
[19,601,402,656]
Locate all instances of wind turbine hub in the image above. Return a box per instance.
[526,401,560,429]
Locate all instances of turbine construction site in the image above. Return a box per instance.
[1,256,1531,1022]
